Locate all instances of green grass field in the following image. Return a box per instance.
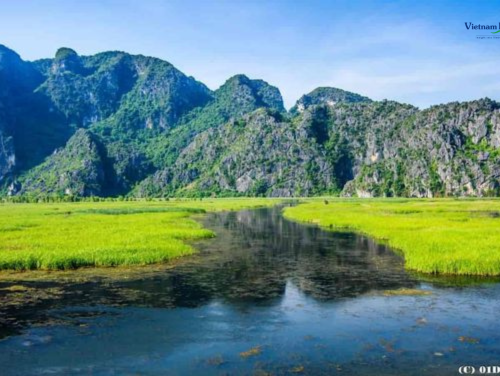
[284,198,500,276]
[4,197,500,275]
[0,198,280,271]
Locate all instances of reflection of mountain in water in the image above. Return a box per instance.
[119,205,417,306]
[0,206,416,338]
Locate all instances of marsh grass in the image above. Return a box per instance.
[78,207,206,215]
[382,288,432,296]
[284,198,500,276]
[0,198,279,271]
[239,346,262,358]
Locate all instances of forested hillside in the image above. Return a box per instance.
[1,44,499,198]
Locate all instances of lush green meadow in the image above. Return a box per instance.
[0,198,280,271]
[4,197,499,275]
[284,198,500,276]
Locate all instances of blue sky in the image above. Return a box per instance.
[1,0,499,108]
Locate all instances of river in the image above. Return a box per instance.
[0,206,499,375]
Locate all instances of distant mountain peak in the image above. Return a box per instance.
[291,87,372,114]
[0,44,21,58]
[225,74,251,83]
[217,74,285,113]
[55,47,78,60]
[0,44,499,199]
[52,47,84,74]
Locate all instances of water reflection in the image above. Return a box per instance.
[0,206,416,338]
[1,206,500,375]
[147,206,418,304]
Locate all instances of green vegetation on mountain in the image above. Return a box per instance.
[15,129,111,197]
[1,44,500,199]
[145,74,286,168]
[290,87,371,115]
[39,48,212,131]
[284,199,500,275]
[0,45,71,174]
[136,108,337,197]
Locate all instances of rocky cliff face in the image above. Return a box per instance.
[16,129,109,196]
[135,109,335,197]
[343,99,500,197]
[0,45,36,182]
[1,44,500,198]
[0,44,71,175]
[0,128,15,183]
[145,74,286,169]
[290,87,372,115]
[38,48,213,131]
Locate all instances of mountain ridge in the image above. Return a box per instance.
[1,44,499,198]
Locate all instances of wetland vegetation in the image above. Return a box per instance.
[1,204,499,375]
[284,198,500,276]
[0,198,280,270]
[2,197,500,276]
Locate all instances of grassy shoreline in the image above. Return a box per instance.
[0,198,280,271]
[284,198,500,276]
[5,197,499,275]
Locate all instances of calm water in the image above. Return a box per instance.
[1,206,500,375]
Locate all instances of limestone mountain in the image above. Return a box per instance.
[342,99,500,197]
[0,45,70,176]
[37,47,213,131]
[135,108,334,197]
[290,87,372,115]
[13,129,110,197]
[146,74,286,168]
[1,44,500,198]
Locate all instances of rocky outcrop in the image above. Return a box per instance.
[340,99,500,197]
[144,74,286,170]
[136,109,335,197]
[17,129,109,196]
[37,48,213,130]
[0,128,15,182]
[0,44,71,173]
[0,44,37,181]
[1,43,500,198]
[290,87,372,115]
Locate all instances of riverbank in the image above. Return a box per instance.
[2,204,499,375]
[0,198,281,270]
[284,198,500,276]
